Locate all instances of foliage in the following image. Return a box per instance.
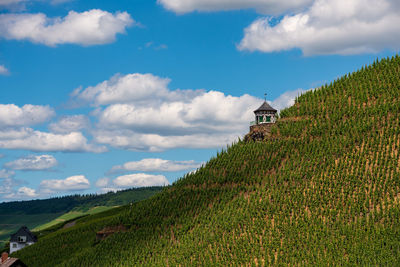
[0,187,163,248]
[32,206,114,231]
[0,187,164,215]
[15,55,400,266]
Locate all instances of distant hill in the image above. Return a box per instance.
[0,187,163,249]
[15,55,400,266]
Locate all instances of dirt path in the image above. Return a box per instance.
[63,221,76,229]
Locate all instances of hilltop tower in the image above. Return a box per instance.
[246,101,277,141]
[253,101,277,125]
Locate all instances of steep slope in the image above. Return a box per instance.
[15,55,400,266]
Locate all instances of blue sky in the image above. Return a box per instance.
[0,0,398,201]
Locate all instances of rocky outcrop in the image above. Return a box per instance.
[244,124,273,142]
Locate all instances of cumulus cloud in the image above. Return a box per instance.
[0,9,134,46]
[49,115,89,134]
[113,173,169,188]
[0,104,103,153]
[70,73,202,106]
[40,175,90,192]
[271,88,309,111]
[110,158,201,173]
[97,91,258,134]
[4,186,39,199]
[4,154,58,171]
[0,104,54,127]
[239,0,400,55]
[73,72,300,151]
[17,186,38,197]
[0,65,9,75]
[158,0,312,14]
[94,130,242,152]
[0,127,106,152]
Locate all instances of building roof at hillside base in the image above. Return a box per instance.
[0,257,27,267]
[10,226,37,243]
[1,252,28,267]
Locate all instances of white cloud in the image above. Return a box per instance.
[40,175,90,192]
[2,186,39,199]
[0,104,54,127]
[0,179,12,194]
[0,167,36,200]
[110,158,201,173]
[0,0,26,11]
[97,187,120,193]
[271,88,308,111]
[0,0,25,5]
[0,127,106,153]
[97,90,257,134]
[49,115,89,134]
[0,65,9,75]
[95,177,109,187]
[4,154,58,171]
[0,0,73,11]
[0,176,19,195]
[73,72,300,151]
[113,173,169,188]
[0,169,15,179]
[71,73,179,106]
[0,9,134,46]
[94,130,241,152]
[16,186,38,197]
[18,186,38,197]
[238,0,400,55]
[94,178,121,193]
[0,105,102,153]
[158,0,312,14]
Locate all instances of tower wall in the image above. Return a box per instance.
[245,123,274,142]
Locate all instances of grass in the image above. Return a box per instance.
[0,213,64,248]
[0,187,163,249]
[33,206,115,231]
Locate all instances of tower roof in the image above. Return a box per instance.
[254,101,277,113]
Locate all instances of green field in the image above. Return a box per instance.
[33,206,115,231]
[0,187,163,249]
[0,213,64,248]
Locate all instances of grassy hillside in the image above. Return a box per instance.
[32,206,115,231]
[0,187,162,248]
[15,55,400,266]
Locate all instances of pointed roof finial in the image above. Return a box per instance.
[264,93,267,102]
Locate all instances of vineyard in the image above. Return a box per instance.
[14,55,400,265]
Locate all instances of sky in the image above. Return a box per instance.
[0,0,399,202]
